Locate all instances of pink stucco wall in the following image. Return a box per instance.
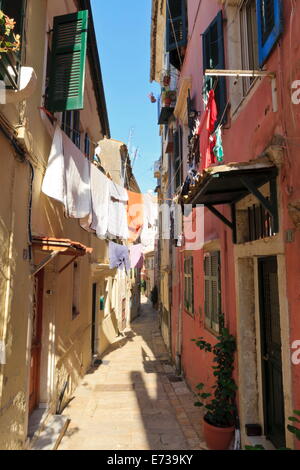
[171,0,300,448]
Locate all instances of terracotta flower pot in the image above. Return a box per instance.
[203,417,235,450]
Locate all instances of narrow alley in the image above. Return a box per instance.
[58,297,205,451]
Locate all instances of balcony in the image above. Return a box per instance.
[154,160,161,178]
[157,90,176,125]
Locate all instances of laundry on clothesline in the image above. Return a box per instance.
[109,241,131,272]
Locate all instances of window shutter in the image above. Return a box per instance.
[166,0,187,52]
[202,11,226,124]
[211,252,221,333]
[256,0,283,66]
[204,255,212,329]
[48,10,88,113]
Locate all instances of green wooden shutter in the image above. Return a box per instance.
[166,0,187,52]
[48,10,88,113]
[211,251,221,333]
[204,255,212,329]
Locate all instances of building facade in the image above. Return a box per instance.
[0,0,140,449]
[150,0,300,450]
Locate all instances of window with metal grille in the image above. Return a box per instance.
[202,11,226,125]
[62,109,81,149]
[0,0,25,90]
[247,200,275,241]
[204,251,221,333]
[256,0,282,66]
[84,133,91,159]
[240,0,259,95]
[184,256,194,315]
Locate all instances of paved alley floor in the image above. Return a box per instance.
[58,297,206,451]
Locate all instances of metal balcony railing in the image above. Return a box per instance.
[157,90,176,125]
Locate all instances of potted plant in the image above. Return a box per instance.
[162,89,176,107]
[0,10,20,53]
[162,73,170,87]
[193,315,237,450]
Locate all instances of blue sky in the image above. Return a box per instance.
[91,0,161,193]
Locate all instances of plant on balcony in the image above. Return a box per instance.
[0,10,20,53]
[161,89,176,107]
[192,314,238,449]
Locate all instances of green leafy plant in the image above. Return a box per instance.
[192,315,237,428]
[287,409,300,441]
[244,410,300,450]
[0,10,20,53]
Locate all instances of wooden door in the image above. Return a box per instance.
[91,283,97,355]
[29,270,44,415]
[258,256,285,448]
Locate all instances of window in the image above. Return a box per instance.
[240,0,259,94]
[173,126,183,190]
[202,11,226,124]
[72,260,80,319]
[84,133,91,159]
[166,0,187,70]
[256,0,282,66]
[204,251,221,333]
[47,10,88,113]
[62,110,81,149]
[0,0,25,89]
[184,256,194,315]
[247,200,275,241]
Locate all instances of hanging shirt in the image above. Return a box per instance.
[198,89,218,171]
[109,241,130,272]
[213,126,224,162]
[129,244,144,269]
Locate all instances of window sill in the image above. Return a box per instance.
[4,67,37,104]
[204,324,220,338]
[231,76,261,122]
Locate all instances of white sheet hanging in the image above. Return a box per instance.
[107,179,129,240]
[62,132,91,218]
[42,124,66,205]
[42,124,92,219]
[90,164,110,238]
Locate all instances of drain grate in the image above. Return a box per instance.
[160,359,171,365]
[94,384,135,392]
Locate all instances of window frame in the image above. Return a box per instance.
[72,259,81,320]
[0,0,26,90]
[204,251,221,334]
[256,0,283,67]
[202,10,227,125]
[184,255,194,315]
[240,0,259,95]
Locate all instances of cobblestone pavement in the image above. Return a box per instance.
[58,297,206,450]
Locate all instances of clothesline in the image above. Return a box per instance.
[42,124,158,262]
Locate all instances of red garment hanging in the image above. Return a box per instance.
[197,89,218,171]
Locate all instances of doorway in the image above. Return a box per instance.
[258,256,286,448]
[91,283,97,356]
[29,269,44,415]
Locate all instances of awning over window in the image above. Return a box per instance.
[181,160,278,243]
[31,237,93,276]
[32,237,93,256]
